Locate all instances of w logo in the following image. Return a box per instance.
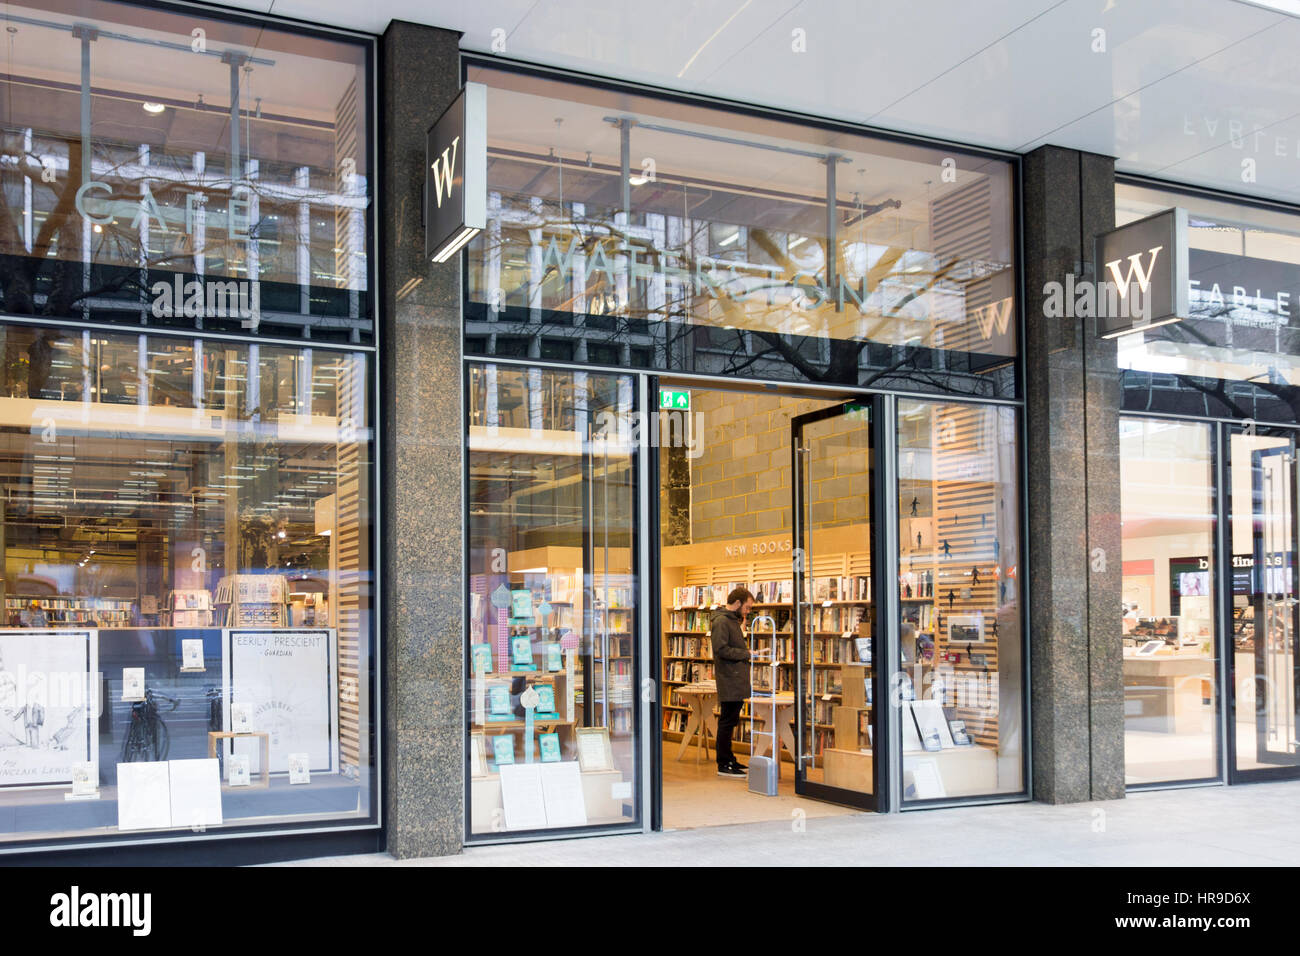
[973,297,1014,340]
[430,135,460,208]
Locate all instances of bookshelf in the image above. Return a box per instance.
[4,595,134,626]
[660,525,874,761]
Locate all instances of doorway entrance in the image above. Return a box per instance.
[656,384,879,828]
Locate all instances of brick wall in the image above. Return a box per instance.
[687,391,864,542]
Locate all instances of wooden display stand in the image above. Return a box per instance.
[823,744,1000,797]
[831,629,873,751]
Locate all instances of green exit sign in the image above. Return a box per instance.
[659,389,690,410]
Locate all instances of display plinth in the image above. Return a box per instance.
[823,744,999,797]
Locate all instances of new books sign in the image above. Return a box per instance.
[425,82,487,264]
[1094,207,1190,338]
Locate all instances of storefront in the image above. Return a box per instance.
[1116,179,1300,788]
[460,62,1028,840]
[0,0,379,858]
[5,3,1299,861]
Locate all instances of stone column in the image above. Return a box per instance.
[381,20,464,857]
[1022,145,1124,803]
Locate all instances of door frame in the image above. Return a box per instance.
[1225,422,1300,784]
[789,395,891,812]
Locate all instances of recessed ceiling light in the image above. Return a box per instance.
[142,102,165,114]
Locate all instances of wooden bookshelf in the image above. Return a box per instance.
[660,528,874,760]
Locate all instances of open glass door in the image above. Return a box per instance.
[1230,427,1300,780]
[791,401,878,809]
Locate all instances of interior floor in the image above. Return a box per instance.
[661,742,861,829]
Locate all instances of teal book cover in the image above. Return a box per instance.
[538,732,561,763]
[492,735,514,766]
[511,636,536,669]
[488,684,512,719]
[546,643,563,672]
[472,643,493,672]
[535,684,557,716]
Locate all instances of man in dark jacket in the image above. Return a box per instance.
[711,587,755,777]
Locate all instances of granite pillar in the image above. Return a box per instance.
[381,20,464,857]
[1023,145,1125,803]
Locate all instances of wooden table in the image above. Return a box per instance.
[208,731,271,788]
[745,694,797,778]
[674,685,718,763]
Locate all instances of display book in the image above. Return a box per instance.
[214,575,289,627]
[662,571,873,756]
[471,633,579,771]
[163,589,213,628]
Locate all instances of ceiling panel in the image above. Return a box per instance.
[211,0,1300,204]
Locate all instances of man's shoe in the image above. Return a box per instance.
[729,761,747,772]
[717,764,746,776]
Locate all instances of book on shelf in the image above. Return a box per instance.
[538,732,561,762]
[471,643,493,673]
[534,684,557,716]
[487,683,513,721]
[492,735,515,766]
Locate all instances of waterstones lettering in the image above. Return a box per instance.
[49,886,151,937]
[540,235,1014,337]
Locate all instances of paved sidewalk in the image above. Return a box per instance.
[281,780,1300,866]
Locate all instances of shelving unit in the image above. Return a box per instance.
[660,530,873,760]
[4,595,134,626]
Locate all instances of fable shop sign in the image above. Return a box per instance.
[1093,207,1189,339]
[425,82,486,264]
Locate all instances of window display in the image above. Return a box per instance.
[465,363,640,837]
[0,322,375,848]
[895,399,1023,801]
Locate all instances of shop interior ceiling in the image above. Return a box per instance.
[2,3,356,130]
[220,0,1300,208]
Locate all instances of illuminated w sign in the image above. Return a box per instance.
[973,297,1014,339]
[1103,245,1162,298]
[426,83,486,263]
[430,135,460,209]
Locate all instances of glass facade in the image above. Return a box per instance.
[465,363,640,836]
[1119,417,1219,785]
[0,0,376,852]
[896,399,1023,800]
[0,321,376,845]
[465,65,1017,396]
[1115,182,1300,423]
[0,0,371,344]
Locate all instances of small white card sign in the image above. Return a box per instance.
[122,668,145,701]
[168,758,223,830]
[116,761,172,831]
[66,762,99,800]
[288,752,311,784]
[230,703,253,734]
[539,761,588,828]
[498,763,548,830]
[181,639,205,671]
[227,754,251,787]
